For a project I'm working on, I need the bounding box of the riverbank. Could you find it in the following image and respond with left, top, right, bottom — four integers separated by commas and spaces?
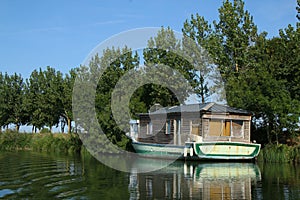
0, 131, 82, 154
1, 132, 300, 163
257, 144, 300, 163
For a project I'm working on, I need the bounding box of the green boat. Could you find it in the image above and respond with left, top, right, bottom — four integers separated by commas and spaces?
128, 102, 261, 160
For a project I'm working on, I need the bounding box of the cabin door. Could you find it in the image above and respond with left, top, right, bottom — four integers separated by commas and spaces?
223, 121, 231, 136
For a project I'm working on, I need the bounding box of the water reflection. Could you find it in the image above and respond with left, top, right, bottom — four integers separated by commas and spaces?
0, 152, 87, 199
129, 161, 261, 199
0, 152, 299, 199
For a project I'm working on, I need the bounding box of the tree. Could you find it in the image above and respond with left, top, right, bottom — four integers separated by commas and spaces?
0, 73, 27, 132
183, 0, 259, 105
60, 68, 77, 133
94, 47, 139, 148
143, 27, 211, 105
184, 0, 258, 79
25, 69, 43, 132
42, 67, 64, 132
182, 0, 300, 144
297, 0, 300, 21
0, 72, 9, 130
142, 27, 183, 107
25, 67, 64, 132
7, 73, 28, 132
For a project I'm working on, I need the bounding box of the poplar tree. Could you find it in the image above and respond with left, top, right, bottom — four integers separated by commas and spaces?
60, 68, 77, 133
182, 0, 300, 143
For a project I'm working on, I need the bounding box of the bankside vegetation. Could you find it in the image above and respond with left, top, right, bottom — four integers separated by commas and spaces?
0, 0, 300, 159
0, 131, 82, 153
258, 144, 300, 163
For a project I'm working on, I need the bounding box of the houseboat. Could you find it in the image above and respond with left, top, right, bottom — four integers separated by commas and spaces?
127, 102, 260, 160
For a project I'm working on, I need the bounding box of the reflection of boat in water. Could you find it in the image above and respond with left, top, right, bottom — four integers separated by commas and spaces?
128, 160, 261, 199
195, 162, 261, 180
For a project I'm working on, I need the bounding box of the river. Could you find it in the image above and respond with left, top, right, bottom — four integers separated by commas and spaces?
0, 151, 299, 199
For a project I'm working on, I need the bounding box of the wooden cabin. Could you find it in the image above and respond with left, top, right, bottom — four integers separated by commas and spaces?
132, 102, 252, 145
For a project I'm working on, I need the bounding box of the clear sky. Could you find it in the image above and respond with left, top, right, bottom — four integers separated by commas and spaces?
0, 0, 298, 78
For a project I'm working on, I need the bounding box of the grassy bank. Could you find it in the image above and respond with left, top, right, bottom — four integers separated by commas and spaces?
0, 131, 82, 154
1, 132, 300, 164
0, 131, 126, 155
258, 144, 300, 163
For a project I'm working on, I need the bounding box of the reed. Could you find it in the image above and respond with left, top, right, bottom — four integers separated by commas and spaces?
258, 144, 300, 163
0, 131, 82, 154
0, 131, 126, 154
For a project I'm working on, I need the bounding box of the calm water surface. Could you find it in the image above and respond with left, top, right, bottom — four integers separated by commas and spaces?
0, 151, 299, 199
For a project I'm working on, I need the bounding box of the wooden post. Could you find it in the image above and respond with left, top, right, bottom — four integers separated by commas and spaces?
189, 120, 192, 135
178, 120, 181, 146
173, 120, 177, 145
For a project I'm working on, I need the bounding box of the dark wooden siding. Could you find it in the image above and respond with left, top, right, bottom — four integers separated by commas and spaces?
138, 114, 178, 144
138, 112, 252, 144
181, 112, 202, 135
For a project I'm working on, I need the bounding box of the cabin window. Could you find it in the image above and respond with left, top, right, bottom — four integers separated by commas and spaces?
207, 119, 244, 138
147, 121, 153, 135
231, 120, 244, 137
165, 120, 171, 135
130, 123, 138, 135
208, 119, 226, 137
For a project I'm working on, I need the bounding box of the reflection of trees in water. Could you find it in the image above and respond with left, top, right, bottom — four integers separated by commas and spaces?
129, 162, 261, 199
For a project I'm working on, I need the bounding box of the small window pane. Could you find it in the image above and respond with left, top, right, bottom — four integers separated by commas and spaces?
208, 120, 223, 136
232, 120, 243, 137
165, 120, 171, 135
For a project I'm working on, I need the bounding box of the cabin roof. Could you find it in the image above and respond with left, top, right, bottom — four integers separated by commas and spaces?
142, 102, 251, 116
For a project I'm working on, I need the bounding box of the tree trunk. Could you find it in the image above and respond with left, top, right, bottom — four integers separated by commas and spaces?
67, 118, 71, 134
201, 95, 205, 104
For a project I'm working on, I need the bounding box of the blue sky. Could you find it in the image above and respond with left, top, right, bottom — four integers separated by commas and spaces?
0, 0, 298, 78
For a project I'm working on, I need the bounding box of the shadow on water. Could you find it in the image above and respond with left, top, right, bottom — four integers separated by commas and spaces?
0, 151, 299, 199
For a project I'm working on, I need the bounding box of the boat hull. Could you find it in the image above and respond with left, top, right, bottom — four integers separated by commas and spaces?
132, 142, 185, 159
193, 142, 261, 160
132, 141, 260, 160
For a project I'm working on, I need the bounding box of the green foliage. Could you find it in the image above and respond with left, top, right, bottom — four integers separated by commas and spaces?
143, 26, 211, 104
258, 144, 300, 163
142, 27, 184, 106
297, 0, 300, 21
0, 73, 27, 132
183, 0, 257, 79
60, 68, 77, 133
40, 128, 51, 133
0, 132, 82, 153
0, 0, 299, 150
0, 131, 31, 150
183, 0, 300, 144
0, 67, 77, 133
95, 47, 140, 144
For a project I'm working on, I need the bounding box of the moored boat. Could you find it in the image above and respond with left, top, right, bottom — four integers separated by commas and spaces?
127, 102, 261, 161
